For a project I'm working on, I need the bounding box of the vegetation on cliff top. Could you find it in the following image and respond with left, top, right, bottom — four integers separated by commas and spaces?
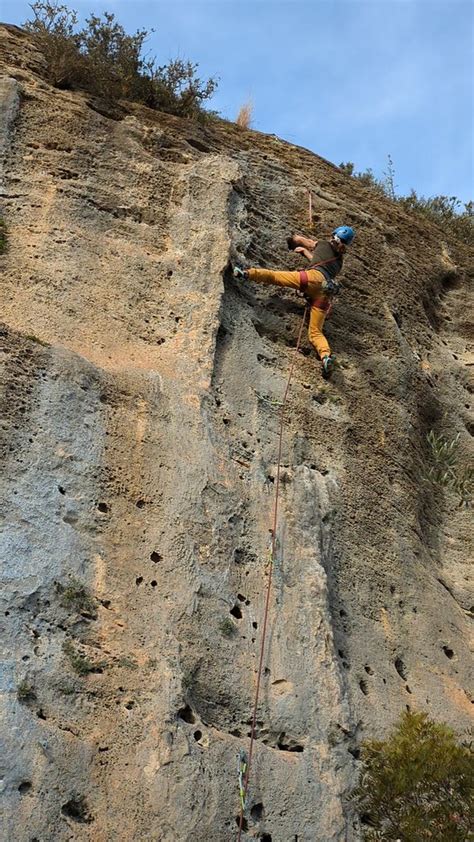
24, 2, 217, 119
340, 158, 473, 246
354, 710, 473, 840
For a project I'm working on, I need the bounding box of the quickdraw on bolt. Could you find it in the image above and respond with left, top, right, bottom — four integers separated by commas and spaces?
238, 749, 248, 812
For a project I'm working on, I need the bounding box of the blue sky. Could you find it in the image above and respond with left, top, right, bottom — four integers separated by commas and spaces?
2, 0, 473, 203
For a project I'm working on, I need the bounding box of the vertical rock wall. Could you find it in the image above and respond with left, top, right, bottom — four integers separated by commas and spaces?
1, 24, 472, 842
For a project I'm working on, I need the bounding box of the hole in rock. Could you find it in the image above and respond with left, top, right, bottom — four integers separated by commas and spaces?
136, 500, 146, 509
364, 665, 374, 675
125, 701, 134, 710
443, 645, 454, 659
135, 577, 143, 585
58, 486, 66, 495
237, 594, 246, 602
359, 680, 369, 696
339, 609, 347, 617
394, 658, 407, 680
97, 502, 108, 513
150, 552, 162, 563
251, 803, 264, 821
223, 418, 230, 425
61, 797, 92, 823
178, 705, 195, 724
390, 585, 395, 594
252, 622, 258, 629
277, 737, 304, 752
348, 746, 361, 759
260, 834, 272, 841
18, 781, 32, 794
150, 580, 157, 587
37, 709, 47, 720
98, 746, 109, 752
230, 605, 242, 619
405, 685, 412, 694
193, 730, 202, 741
230, 728, 241, 737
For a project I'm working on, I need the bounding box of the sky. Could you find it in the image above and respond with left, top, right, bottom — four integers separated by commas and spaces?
1, 0, 473, 204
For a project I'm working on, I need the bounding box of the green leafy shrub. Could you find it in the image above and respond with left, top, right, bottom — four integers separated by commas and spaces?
339, 156, 473, 245
353, 710, 473, 840
56, 577, 97, 617
63, 639, 105, 675
425, 429, 460, 487
219, 617, 237, 638
24, 2, 217, 118
398, 193, 474, 246
425, 430, 472, 507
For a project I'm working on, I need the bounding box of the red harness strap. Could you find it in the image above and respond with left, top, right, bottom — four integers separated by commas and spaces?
311, 295, 331, 313
299, 271, 331, 312
298, 270, 309, 292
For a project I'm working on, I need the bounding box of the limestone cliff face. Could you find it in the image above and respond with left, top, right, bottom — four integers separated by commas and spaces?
1, 24, 472, 842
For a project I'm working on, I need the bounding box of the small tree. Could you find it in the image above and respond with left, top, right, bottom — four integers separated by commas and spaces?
353, 710, 473, 840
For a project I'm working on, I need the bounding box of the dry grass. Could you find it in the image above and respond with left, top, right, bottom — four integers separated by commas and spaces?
236, 100, 253, 129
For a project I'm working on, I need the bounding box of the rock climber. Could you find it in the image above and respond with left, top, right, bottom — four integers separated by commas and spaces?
233, 225, 355, 379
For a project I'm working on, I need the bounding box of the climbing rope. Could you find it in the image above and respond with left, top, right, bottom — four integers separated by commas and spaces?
237, 302, 309, 841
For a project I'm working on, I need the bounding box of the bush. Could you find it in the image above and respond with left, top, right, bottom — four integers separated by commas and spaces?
63, 639, 106, 675
24, 2, 217, 118
353, 710, 473, 840
425, 430, 472, 507
56, 577, 97, 617
339, 157, 474, 245
398, 193, 474, 246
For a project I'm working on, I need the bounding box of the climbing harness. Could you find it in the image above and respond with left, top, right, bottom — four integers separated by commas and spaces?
236, 302, 309, 841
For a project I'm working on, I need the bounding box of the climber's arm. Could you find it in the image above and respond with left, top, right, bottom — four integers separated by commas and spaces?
291, 234, 317, 251
294, 246, 314, 262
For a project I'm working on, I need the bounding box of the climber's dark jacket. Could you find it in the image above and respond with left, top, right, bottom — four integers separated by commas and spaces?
310, 240, 343, 279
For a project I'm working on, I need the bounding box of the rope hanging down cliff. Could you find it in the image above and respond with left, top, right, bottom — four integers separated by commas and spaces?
237, 303, 309, 842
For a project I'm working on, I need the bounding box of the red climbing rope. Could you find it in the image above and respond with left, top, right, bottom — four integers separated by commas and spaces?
237, 303, 309, 841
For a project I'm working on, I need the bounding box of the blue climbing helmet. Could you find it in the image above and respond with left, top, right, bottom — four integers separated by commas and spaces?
332, 225, 355, 245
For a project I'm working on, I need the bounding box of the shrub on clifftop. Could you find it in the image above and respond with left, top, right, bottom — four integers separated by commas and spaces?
24, 2, 217, 118
353, 710, 473, 840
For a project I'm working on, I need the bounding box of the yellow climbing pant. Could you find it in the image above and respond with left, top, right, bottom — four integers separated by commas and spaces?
247, 267, 331, 359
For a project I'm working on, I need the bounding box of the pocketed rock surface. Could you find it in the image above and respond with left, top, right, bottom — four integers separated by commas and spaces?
1, 24, 473, 842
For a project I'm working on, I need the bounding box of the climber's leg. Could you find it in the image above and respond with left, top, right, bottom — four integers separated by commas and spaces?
308, 305, 331, 359
247, 267, 302, 290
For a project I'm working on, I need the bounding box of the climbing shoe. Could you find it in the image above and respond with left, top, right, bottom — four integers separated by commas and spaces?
321, 354, 336, 380
233, 265, 248, 281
